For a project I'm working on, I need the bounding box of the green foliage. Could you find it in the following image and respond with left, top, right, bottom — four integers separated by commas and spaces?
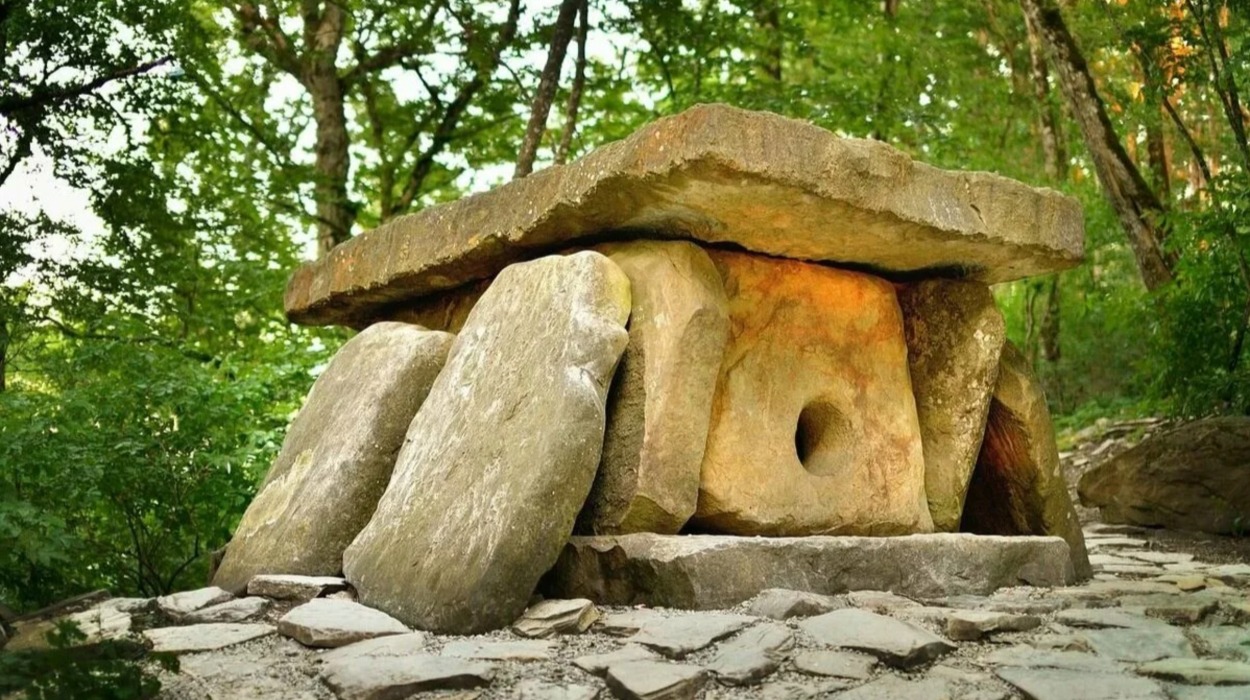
0, 619, 177, 699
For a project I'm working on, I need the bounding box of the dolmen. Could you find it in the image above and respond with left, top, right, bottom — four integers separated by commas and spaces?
213, 104, 1092, 634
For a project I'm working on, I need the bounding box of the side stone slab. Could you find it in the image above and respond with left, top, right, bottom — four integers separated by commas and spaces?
543, 533, 1075, 609
343, 252, 631, 634
212, 323, 454, 593
285, 103, 1084, 327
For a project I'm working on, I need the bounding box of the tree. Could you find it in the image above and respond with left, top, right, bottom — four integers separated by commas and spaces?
515, 0, 584, 179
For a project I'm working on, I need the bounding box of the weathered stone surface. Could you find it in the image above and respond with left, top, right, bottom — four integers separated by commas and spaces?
247, 574, 350, 601
144, 623, 275, 653
319, 632, 428, 665
157, 586, 234, 618
213, 324, 453, 593
898, 279, 1005, 532
1119, 594, 1219, 625
946, 610, 1041, 641
578, 240, 728, 535
791, 650, 876, 679
797, 609, 955, 669
835, 676, 955, 700
629, 613, 755, 658
1079, 626, 1194, 663
184, 596, 269, 624
693, 251, 930, 535
994, 668, 1167, 700
1137, 658, 1250, 685
5, 607, 132, 652
604, 660, 707, 700
1054, 608, 1159, 629
846, 590, 923, 612
595, 609, 667, 637
746, 589, 845, 620
573, 644, 661, 675
441, 640, 554, 662
512, 599, 599, 638
1191, 626, 1250, 660
545, 533, 1075, 608
1078, 417, 1250, 535
515, 678, 600, 700
985, 646, 1123, 673
278, 599, 408, 648
95, 597, 154, 614
705, 622, 793, 685
343, 253, 630, 633
761, 680, 852, 699
319, 654, 494, 700
961, 342, 1091, 580
285, 104, 1084, 327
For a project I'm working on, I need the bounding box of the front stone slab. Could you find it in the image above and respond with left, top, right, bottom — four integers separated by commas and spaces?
692, 251, 931, 536
543, 533, 1075, 609
343, 252, 631, 634
285, 104, 1084, 327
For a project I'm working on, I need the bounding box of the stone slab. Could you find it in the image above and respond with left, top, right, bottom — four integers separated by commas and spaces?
544, 533, 1075, 609
285, 104, 1084, 327
319, 654, 494, 700
144, 623, 275, 654
798, 609, 954, 669
277, 599, 408, 648
247, 574, 350, 601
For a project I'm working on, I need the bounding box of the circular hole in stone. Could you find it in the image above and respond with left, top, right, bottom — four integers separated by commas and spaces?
794, 399, 852, 474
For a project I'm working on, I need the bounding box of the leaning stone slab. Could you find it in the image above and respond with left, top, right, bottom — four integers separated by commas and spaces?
285, 104, 1084, 327
343, 252, 630, 633
213, 324, 453, 593
544, 533, 1074, 608
277, 599, 408, 648
693, 251, 931, 536
247, 574, 350, 601
604, 660, 707, 700
961, 342, 1092, 579
898, 279, 1005, 532
319, 654, 494, 700
798, 609, 954, 670
578, 240, 728, 535
144, 623, 274, 654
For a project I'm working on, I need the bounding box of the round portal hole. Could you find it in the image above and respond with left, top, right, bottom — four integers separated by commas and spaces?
794, 399, 852, 474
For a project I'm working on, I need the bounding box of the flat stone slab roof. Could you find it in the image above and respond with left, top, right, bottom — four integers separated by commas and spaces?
285, 104, 1084, 326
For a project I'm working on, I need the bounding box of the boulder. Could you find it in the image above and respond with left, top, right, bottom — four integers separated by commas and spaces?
579, 240, 729, 535
284, 104, 1083, 327
961, 342, 1092, 579
693, 251, 931, 535
343, 252, 631, 633
212, 323, 453, 592
898, 279, 1005, 532
544, 533, 1075, 608
1078, 417, 1250, 535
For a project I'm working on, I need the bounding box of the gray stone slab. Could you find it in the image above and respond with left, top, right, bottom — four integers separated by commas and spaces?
984, 645, 1123, 673
247, 574, 350, 601
157, 586, 234, 618
441, 640, 553, 662
746, 588, 845, 620
1080, 626, 1194, 663
798, 609, 955, 669
515, 678, 600, 700
834, 676, 954, 700
1191, 625, 1250, 660
604, 660, 706, 700
319, 632, 428, 665
629, 613, 755, 658
1137, 658, 1250, 685
319, 654, 494, 700
511, 599, 599, 638
791, 650, 876, 680
144, 623, 275, 653
546, 533, 1074, 609
183, 596, 269, 624
594, 609, 667, 637
573, 644, 661, 676
1055, 608, 1162, 629
995, 668, 1167, 700
278, 599, 408, 648
946, 610, 1041, 640
705, 622, 793, 685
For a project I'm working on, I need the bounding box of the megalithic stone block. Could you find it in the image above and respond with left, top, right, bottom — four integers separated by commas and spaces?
343, 252, 630, 634
212, 323, 453, 594
578, 240, 730, 535
692, 251, 932, 536
961, 342, 1092, 579
898, 279, 1006, 532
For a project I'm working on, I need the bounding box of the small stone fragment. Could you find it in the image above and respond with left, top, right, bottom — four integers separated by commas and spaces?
184, 596, 269, 624
278, 599, 408, 648
319, 632, 428, 665
790, 650, 876, 680
144, 623, 275, 654
1175, 575, 1208, 592
248, 574, 350, 601
746, 588, 844, 620
705, 622, 793, 685
1137, 658, 1250, 685
798, 608, 955, 669
629, 613, 755, 658
157, 586, 234, 618
604, 660, 706, 700
511, 598, 599, 638
573, 644, 661, 676
319, 654, 494, 700
442, 640, 553, 662
515, 678, 600, 700
946, 610, 1041, 641
994, 668, 1167, 700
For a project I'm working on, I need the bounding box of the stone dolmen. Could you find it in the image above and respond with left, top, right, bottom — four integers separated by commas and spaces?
212, 104, 1091, 634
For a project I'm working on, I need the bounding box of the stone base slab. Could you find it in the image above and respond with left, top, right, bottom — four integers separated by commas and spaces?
543, 533, 1074, 609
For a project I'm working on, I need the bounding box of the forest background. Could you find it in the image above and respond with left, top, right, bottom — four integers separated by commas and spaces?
1, 0, 1247, 613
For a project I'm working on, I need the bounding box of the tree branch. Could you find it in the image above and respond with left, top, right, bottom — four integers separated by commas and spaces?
0, 55, 172, 117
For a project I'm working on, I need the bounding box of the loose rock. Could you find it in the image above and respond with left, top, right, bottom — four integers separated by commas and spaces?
797, 608, 955, 669
790, 649, 876, 679
512, 599, 599, 638
705, 622, 793, 685
946, 610, 1041, 641
247, 574, 350, 601
995, 668, 1167, 700
157, 586, 234, 618
184, 596, 269, 624
573, 644, 661, 676
629, 613, 755, 658
278, 599, 408, 648
319, 654, 494, 700
604, 660, 707, 700
746, 589, 845, 620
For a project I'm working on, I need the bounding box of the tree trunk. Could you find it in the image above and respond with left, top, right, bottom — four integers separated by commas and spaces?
1024, 9, 1065, 180
753, 1, 782, 83
1145, 108, 1170, 201
301, 4, 352, 257
1019, 0, 1174, 290
515, 0, 582, 179
554, 0, 589, 166
1041, 277, 1061, 362
0, 315, 8, 392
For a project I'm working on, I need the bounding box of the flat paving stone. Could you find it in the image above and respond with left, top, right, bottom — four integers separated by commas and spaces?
1166, 685, 1250, 700
604, 660, 707, 700
1191, 625, 1250, 660
798, 608, 955, 669
319, 654, 494, 700
705, 622, 793, 685
1119, 594, 1219, 624
1124, 552, 1195, 565
442, 640, 553, 662
846, 590, 922, 612
746, 589, 845, 619
1137, 658, 1250, 685
515, 678, 600, 700
319, 632, 429, 665
1084, 537, 1149, 549
1080, 626, 1194, 663
984, 645, 1124, 673
595, 609, 667, 637
1055, 608, 1163, 629
629, 613, 755, 658
790, 649, 876, 679
946, 610, 1041, 640
157, 586, 234, 618
512, 599, 599, 638
278, 599, 408, 648
247, 574, 350, 601
184, 596, 269, 624
572, 644, 661, 676
760, 679, 852, 698
144, 623, 275, 653
995, 667, 1167, 700
1206, 565, 1250, 584
834, 676, 954, 700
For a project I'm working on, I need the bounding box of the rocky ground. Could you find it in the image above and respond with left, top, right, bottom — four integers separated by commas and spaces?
5, 418, 1248, 700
